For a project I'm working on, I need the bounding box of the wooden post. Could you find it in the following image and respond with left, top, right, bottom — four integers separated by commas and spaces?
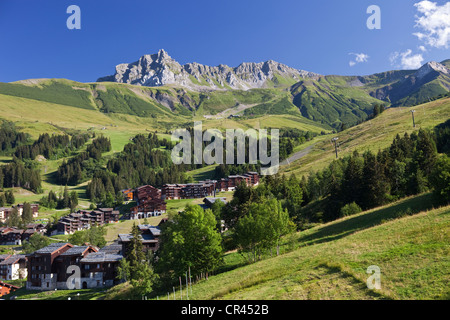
189, 266, 192, 295
186, 272, 189, 300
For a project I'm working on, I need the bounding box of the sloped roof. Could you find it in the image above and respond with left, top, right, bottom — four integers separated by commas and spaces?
0, 254, 26, 265
80, 252, 122, 263
33, 242, 71, 254
59, 246, 96, 256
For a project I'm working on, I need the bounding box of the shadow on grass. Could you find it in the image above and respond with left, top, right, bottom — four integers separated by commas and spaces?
297, 193, 437, 247
318, 262, 391, 300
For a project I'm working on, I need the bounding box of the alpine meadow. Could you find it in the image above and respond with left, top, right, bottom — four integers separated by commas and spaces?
0, 1, 449, 311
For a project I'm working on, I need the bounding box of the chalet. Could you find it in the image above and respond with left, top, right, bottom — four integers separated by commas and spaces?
79, 251, 122, 288
26, 242, 123, 291
54, 245, 98, 289
0, 224, 47, 246
121, 188, 134, 202
0, 254, 27, 281
130, 199, 166, 219
161, 184, 182, 200
0, 281, 19, 297
134, 185, 161, 203
118, 224, 162, 257
182, 182, 216, 199
56, 208, 119, 235
26, 242, 73, 290
162, 182, 216, 200
217, 172, 259, 191
128, 185, 166, 219
99, 208, 120, 224
0, 228, 23, 245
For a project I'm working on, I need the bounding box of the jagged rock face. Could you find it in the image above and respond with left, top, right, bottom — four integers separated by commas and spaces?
414, 61, 449, 80
98, 49, 321, 91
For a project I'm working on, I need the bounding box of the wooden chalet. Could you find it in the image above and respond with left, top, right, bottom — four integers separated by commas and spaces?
118, 224, 162, 257
26, 242, 74, 290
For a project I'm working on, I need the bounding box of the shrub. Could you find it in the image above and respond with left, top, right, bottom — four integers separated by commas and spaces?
340, 202, 362, 218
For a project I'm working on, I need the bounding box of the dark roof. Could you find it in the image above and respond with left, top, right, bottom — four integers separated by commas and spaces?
80, 252, 122, 263
137, 225, 161, 237
98, 243, 122, 255
59, 246, 93, 256
0, 254, 26, 265
0, 254, 12, 262
117, 233, 158, 243
33, 243, 71, 254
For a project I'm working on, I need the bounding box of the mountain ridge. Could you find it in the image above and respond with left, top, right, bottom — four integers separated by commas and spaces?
97, 49, 450, 108
0, 51, 448, 131
97, 49, 321, 91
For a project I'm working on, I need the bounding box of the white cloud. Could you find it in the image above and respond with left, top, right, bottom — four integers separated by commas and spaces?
390, 49, 424, 69
413, 0, 450, 49
348, 53, 369, 67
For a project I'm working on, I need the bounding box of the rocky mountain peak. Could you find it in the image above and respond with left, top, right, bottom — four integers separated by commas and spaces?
97, 49, 321, 91
415, 61, 449, 79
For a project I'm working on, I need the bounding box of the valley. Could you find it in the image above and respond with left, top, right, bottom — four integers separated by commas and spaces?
0, 50, 449, 302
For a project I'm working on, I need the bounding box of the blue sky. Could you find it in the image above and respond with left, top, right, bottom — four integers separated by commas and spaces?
0, 0, 449, 83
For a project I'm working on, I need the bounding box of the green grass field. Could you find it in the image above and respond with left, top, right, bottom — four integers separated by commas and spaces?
175, 196, 449, 300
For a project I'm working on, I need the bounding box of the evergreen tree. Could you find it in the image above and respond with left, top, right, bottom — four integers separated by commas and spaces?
361, 151, 390, 209
22, 202, 33, 224
429, 154, 450, 203
5, 190, 15, 205
415, 129, 437, 177
341, 151, 364, 206
0, 193, 6, 207
6, 207, 21, 227
69, 191, 78, 212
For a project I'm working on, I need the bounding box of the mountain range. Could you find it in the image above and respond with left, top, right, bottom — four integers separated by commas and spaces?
97, 49, 321, 91
98, 50, 450, 104
0, 50, 448, 130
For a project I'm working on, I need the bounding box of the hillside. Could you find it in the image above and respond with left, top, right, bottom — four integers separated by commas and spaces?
281, 96, 450, 177
8, 194, 447, 300
165, 196, 449, 300
1, 54, 448, 131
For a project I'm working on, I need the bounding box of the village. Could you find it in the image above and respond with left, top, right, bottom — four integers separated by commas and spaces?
0, 172, 259, 297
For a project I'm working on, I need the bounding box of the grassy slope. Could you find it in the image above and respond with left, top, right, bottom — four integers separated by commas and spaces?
281, 96, 450, 177
290, 77, 384, 128
182, 196, 449, 300
7, 194, 448, 300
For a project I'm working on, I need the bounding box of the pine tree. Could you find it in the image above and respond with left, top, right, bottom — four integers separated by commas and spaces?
5, 190, 15, 205
127, 223, 145, 274
342, 151, 364, 206
22, 202, 33, 224
361, 151, 390, 209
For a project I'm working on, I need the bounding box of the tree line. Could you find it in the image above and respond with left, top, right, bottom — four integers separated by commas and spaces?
56, 135, 111, 186
0, 158, 42, 193
298, 121, 450, 223
0, 121, 28, 154
14, 132, 91, 160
